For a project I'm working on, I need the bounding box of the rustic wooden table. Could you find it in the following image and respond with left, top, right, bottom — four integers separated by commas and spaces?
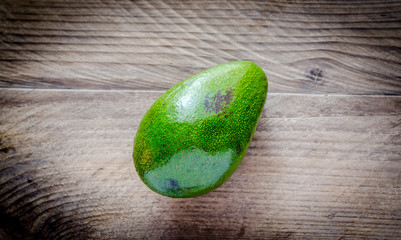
1, 0, 401, 239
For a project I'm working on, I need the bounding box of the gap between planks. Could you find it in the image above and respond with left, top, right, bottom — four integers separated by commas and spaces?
1, 87, 401, 97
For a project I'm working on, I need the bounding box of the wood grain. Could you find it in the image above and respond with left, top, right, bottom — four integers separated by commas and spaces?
1, 89, 400, 239
1, 0, 401, 239
1, 0, 401, 94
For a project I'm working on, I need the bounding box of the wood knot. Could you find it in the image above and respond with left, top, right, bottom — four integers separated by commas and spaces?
306, 67, 324, 82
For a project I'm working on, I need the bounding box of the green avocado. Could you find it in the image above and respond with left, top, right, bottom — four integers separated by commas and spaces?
133, 61, 268, 198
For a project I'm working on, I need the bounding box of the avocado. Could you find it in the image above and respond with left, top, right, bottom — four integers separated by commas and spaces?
133, 61, 268, 198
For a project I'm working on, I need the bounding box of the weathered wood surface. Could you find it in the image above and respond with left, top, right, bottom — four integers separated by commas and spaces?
1, 0, 401, 239
0, 90, 400, 239
1, 0, 401, 94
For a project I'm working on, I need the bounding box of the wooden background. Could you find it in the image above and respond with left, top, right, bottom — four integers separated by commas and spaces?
1, 0, 400, 239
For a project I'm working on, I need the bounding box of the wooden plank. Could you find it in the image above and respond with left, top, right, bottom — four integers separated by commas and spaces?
1, 89, 400, 239
1, 0, 401, 94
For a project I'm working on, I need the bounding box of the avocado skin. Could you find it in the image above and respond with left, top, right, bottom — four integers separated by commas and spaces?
133, 61, 268, 198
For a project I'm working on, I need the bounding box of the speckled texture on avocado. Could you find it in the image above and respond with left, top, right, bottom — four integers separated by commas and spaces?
133, 61, 268, 198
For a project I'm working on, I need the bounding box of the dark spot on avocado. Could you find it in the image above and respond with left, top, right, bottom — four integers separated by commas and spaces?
204, 88, 234, 114
169, 179, 179, 188
163, 179, 180, 190
164, 179, 185, 196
